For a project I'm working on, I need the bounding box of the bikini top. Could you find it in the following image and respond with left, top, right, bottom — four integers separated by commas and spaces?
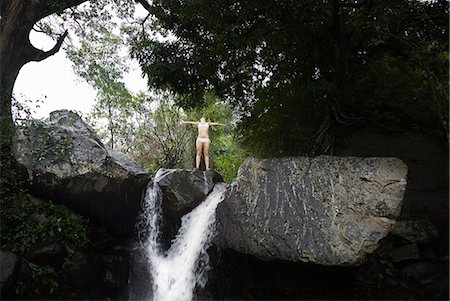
198, 122, 209, 129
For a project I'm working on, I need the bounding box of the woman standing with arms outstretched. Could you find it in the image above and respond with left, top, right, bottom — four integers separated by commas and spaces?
180, 117, 225, 170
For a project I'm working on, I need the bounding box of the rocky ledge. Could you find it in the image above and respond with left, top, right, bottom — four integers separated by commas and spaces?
13, 110, 151, 237
154, 168, 223, 219
215, 156, 408, 265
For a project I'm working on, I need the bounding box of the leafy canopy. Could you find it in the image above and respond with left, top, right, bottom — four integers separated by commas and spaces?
132, 0, 448, 156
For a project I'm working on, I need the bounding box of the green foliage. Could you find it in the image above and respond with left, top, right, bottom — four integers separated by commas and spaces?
29, 263, 59, 296
21, 120, 72, 166
35, 0, 136, 42
1, 194, 88, 298
15, 264, 59, 297
132, 0, 448, 156
345, 0, 449, 134
12, 96, 44, 124
83, 90, 193, 173
67, 24, 134, 150
212, 134, 247, 183
0, 195, 88, 256
87, 89, 135, 150
187, 94, 248, 182
29, 263, 58, 297
49, 0, 68, 15
68, 29, 128, 87
130, 0, 336, 156
131, 93, 194, 171
148, 95, 193, 169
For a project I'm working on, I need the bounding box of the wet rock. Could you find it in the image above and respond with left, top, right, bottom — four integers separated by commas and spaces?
205, 248, 356, 300
384, 276, 398, 288
217, 156, 408, 265
401, 261, 441, 284
389, 244, 420, 263
424, 274, 449, 299
391, 219, 439, 244
65, 250, 102, 289
377, 239, 395, 260
89, 228, 118, 251
101, 254, 130, 290
13, 110, 151, 237
14, 259, 33, 298
127, 250, 153, 300
420, 246, 437, 260
155, 168, 223, 218
0, 251, 19, 292
26, 243, 66, 269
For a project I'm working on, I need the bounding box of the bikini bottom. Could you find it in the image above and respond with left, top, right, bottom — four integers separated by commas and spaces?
196, 137, 210, 143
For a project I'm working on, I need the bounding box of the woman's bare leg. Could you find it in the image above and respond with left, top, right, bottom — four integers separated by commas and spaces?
196, 141, 203, 169
203, 142, 210, 170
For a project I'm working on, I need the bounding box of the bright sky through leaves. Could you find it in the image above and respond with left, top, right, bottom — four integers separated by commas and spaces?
13, 23, 147, 120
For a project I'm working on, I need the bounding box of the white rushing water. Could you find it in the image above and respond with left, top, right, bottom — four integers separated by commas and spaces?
140, 175, 227, 301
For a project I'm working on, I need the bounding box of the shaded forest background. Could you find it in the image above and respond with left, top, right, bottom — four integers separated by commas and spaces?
7, 0, 448, 182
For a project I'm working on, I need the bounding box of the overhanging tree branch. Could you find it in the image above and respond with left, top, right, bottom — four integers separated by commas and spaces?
135, 0, 151, 12
34, 0, 88, 23
29, 30, 68, 62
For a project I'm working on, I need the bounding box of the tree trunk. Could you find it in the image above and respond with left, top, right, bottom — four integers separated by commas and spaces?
311, 0, 344, 155
0, 0, 88, 201
107, 103, 115, 149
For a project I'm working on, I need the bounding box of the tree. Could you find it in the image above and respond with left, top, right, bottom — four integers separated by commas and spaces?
1, 0, 88, 201
0, 0, 153, 199
143, 94, 193, 170
131, 0, 448, 156
67, 27, 133, 149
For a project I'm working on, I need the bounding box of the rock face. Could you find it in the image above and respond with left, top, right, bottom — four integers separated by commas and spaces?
65, 250, 102, 289
26, 243, 66, 269
101, 253, 130, 290
390, 219, 439, 244
216, 156, 408, 265
155, 168, 223, 218
333, 128, 449, 245
13, 110, 151, 237
0, 251, 19, 292
146, 168, 225, 250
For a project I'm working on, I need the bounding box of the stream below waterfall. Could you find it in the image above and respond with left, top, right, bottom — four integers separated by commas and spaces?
139, 174, 228, 301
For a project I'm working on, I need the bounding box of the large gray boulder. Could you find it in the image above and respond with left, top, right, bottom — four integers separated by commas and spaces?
155, 168, 223, 218
216, 156, 408, 265
13, 110, 151, 237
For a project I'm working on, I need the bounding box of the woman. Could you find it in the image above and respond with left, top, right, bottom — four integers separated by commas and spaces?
180, 117, 225, 170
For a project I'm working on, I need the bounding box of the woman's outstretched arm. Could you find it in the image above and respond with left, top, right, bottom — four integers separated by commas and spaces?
208, 122, 226, 126
179, 120, 199, 125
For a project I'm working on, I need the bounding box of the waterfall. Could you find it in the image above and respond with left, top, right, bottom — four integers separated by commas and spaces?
139, 173, 227, 301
